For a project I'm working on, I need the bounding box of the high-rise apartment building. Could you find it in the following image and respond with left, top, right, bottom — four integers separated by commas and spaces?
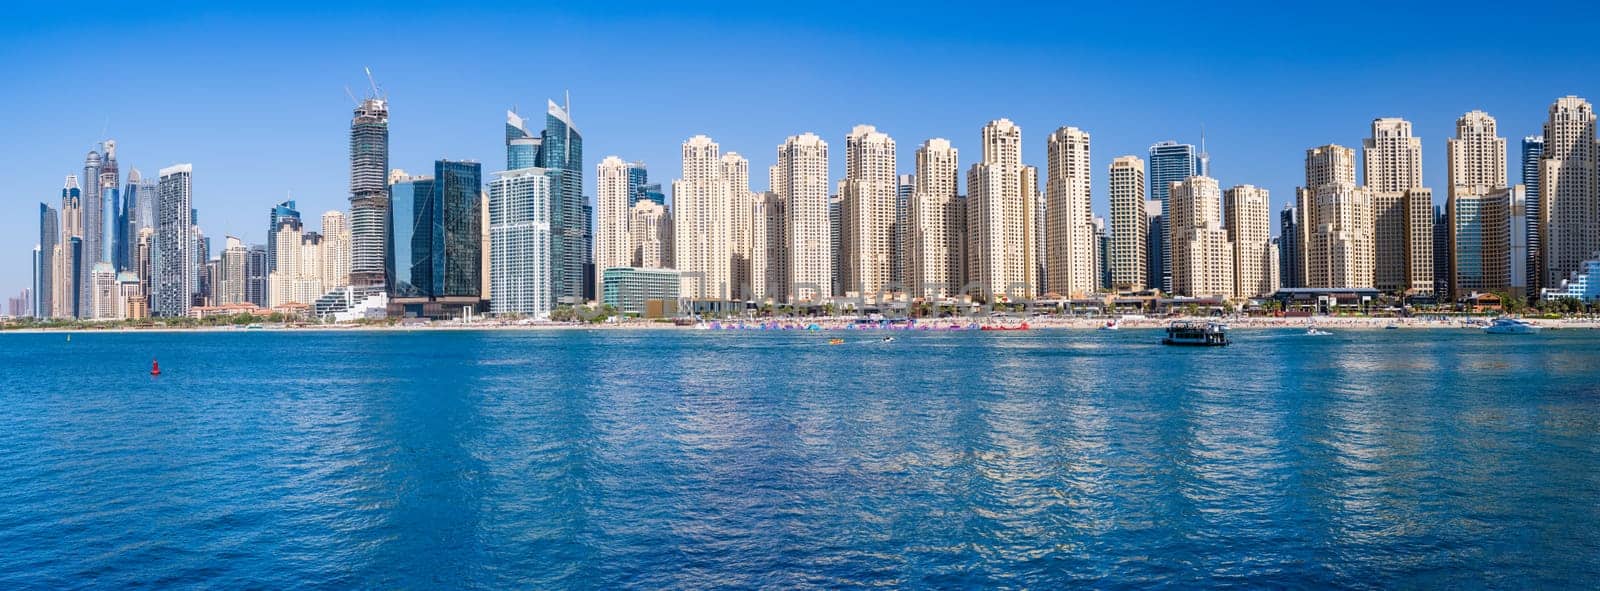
774, 132, 832, 302
488, 167, 553, 317
153, 164, 193, 317
1451, 185, 1528, 299
1448, 110, 1509, 196
1044, 126, 1095, 297
246, 244, 268, 307
349, 96, 390, 288
1307, 181, 1374, 289
1364, 118, 1434, 294
506, 110, 539, 170
1108, 155, 1147, 291
628, 200, 671, 269
1224, 185, 1272, 298
892, 175, 913, 291
36, 204, 58, 318
909, 139, 959, 299
673, 135, 732, 300
536, 99, 585, 306
320, 211, 350, 289
1278, 205, 1303, 289
838, 125, 896, 298
967, 119, 1037, 301
596, 156, 633, 296
722, 152, 754, 299
1148, 141, 1198, 292
267, 200, 300, 274
1521, 136, 1545, 292
1168, 176, 1233, 297
1540, 96, 1598, 289
218, 237, 248, 305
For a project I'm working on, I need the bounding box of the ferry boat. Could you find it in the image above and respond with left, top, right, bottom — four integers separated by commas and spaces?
1161, 321, 1230, 347
1482, 317, 1542, 334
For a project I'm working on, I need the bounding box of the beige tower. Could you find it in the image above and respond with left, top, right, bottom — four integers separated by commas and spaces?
595, 156, 633, 297
1308, 182, 1375, 289
1224, 185, 1271, 298
774, 133, 831, 302
1108, 156, 1147, 291
1447, 110, 1509, 198
721, 152, 753, 300
1540, 96, 1598, 288
628, 200, 670, 269
671, 135, 732, 300
1169, 176, 1233, 297
838, 125, 897, 299
909, 138, 959, 299
1364, 118, 1434, 294
320, 210, 350, 289
1044, 126, 1095, 297
965, 118, 1036, 301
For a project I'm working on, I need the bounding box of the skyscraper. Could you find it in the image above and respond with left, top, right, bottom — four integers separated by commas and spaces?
909, 139, 959, 299
967, 119, 1037, 301
58, 176, 82, 318
774, 132, 832, 302
673, 135, 731, 300
628, 200, 671, 269
218, 237, 248, 305
153, 164, 193, 317
36, 204, 58, 318
1522, 135, 1545, 292
1108, 155, 1147, 291
1224, 184, 1272, 298
1540, 96, 1597, 289
349, 95, 390, 288
893, 174, 913, 292
321, 210, 351, 289
433, 160, 484, 299
838, 125, 896, 298
1451, 186, 1527, 299
1278, 205, 1302, 289
595, 156, 633, 298
1148, 141, 1198, 293
1044, 126, 1095, 297
536, 99, 585, 305
245, 244, 269, 307
267, 200, 300, 274
1169, 176, 1232, 297
488, 167, 553, 317
388, 171, 433, 298
723, 152, 754, 300
79, 149, 102, 318
1365, 118, 1433, 295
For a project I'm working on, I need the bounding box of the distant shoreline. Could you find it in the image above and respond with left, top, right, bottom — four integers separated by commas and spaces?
7, 316, 1599, 334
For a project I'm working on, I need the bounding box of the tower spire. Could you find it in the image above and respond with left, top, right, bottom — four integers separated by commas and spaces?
1198, 123, 1210, 177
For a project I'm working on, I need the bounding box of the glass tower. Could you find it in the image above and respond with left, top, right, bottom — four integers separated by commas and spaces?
536, 99, 585, 305
388, 174, 434, 298
1147, 141, 1199, 293
434, 160, 483, 298
1521, 135, 1544, 292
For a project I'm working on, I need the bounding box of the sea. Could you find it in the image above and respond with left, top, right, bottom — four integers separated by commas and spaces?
1, 328, 1597, 589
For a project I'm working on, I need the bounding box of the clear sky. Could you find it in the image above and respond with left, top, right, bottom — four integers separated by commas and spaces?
5, 1, 1599, 297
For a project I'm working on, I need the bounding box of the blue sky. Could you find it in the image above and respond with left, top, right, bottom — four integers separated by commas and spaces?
4, 1, 1598, 296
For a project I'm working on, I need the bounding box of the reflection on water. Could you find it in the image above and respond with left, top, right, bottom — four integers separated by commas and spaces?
0, 329, 1597, 588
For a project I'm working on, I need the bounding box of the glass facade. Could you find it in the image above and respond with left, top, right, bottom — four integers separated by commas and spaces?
388, 176, 434, 298
506, 111, 539, 170
602, 267, 680, 315
435, 160, 483, 298
1521, 136, 1544, 292
1148, 142, 1197, 294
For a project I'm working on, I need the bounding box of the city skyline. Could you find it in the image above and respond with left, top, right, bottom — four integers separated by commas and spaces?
6, 4, 1600, 295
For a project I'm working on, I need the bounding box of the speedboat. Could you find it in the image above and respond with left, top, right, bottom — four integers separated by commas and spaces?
1162, 321, 1230, 347
1306, 327, 1332, 336
1483, 317, 1542, 334
1098, 320, 1119, 331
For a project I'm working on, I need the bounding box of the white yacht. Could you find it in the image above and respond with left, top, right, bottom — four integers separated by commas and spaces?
1482, 317, 1542, 334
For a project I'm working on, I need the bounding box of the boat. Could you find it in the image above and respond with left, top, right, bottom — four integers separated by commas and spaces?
1483, 317, 1542, 334
1098, 320, 1119, 331
1306, 327, 1332, 336
828, 338, 845, 345
1161, 321, 1230, 347
1385, 324, 1400, 330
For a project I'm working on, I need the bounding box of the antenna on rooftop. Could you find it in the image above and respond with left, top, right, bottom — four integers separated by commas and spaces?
1198, 123, 1211, 177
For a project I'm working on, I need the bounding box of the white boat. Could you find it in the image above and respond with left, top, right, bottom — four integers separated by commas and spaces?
1483, 317, 1542, 334
1098, 320, 1119, 331
1306, 328, 1332, 336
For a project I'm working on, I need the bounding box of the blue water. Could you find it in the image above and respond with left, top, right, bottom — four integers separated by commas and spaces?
1, 328, 1598, 589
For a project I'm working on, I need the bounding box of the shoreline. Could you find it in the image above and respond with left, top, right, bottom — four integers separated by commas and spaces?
7, 316, 1599, 334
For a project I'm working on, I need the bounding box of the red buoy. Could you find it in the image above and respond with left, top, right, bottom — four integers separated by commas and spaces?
150, 359, 161, 376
